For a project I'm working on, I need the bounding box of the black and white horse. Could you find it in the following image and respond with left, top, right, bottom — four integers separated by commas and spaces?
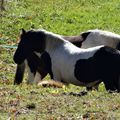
14, 29, 120, 86
14, 33, 84, 84
14, 29, 120, 92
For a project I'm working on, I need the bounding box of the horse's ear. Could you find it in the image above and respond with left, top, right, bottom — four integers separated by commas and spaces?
21, 28, 26, 35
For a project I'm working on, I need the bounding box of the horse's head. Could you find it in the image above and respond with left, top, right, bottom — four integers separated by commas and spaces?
14, 29, 46, 64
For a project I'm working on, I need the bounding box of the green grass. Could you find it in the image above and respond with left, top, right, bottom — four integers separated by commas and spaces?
0, 0, 120, 119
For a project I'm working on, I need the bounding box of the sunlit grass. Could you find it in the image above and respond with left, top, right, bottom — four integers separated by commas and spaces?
0, 0, 120, 119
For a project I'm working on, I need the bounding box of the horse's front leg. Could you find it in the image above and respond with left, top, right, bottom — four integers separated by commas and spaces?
27, 69, 47, 84
14, 62, 25, 85
27, 66, 35, 84
27, 70, 45, 84
34, 72, 43, 84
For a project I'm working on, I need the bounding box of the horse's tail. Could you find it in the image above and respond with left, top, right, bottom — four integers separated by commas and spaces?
14, 62, 25, 85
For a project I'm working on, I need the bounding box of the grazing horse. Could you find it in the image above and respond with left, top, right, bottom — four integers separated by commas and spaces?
14, 34, 84, 85
81, 29, 120, 49
14, 29, 120, 92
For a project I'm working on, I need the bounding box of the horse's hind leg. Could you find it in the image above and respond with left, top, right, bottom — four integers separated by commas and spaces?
117, 75, 120, 92
86, 85, 99, 91
103, 76, 118, 92
86, 81, 101, 91
14, 62, 25, 85
115, 78, 120, 92
113, 75, 120, 92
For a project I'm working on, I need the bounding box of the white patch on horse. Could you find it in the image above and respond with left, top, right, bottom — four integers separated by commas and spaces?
34, 52, 41, 57
82, 29, 120, 49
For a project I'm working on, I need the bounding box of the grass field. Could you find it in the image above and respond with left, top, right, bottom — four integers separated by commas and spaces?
0, 0, 120, 119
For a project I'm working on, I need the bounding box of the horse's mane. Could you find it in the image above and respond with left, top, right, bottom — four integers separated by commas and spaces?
40, 29, 68, 50
41, 29, 65, 42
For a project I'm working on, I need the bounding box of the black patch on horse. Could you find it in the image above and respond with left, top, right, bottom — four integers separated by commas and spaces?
116, 42, 120, 50
20, 30, 46, 53
94, 46, 120, 91
27, 52, 53, 79
81, 32, 91, 41
74, 57, 99, 83
39, 52, 53, 79
74, 46, 120, 91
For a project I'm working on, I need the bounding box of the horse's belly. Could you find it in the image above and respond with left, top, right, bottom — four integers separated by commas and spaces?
53, 65, 99, 87
70, 79, 100, 87
61, 76, 100, 87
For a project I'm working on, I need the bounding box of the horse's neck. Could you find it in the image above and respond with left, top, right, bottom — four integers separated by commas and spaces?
45, 34, 65, 52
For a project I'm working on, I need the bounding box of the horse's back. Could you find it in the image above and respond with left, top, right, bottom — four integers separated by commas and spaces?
50, 43, 104, 84
81, 29, 120, 49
